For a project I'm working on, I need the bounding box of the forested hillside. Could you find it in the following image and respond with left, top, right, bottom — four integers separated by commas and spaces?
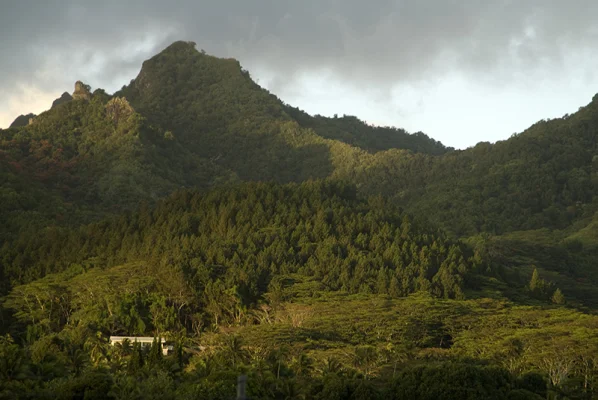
354, 98, 598, 237
1, 40, 598, 399
1, 181, 473, 299
0, 182, 584, 400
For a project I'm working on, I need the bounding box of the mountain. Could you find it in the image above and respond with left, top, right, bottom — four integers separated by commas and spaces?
119, 41, 449, 154
0, 41, 453, 241
1, 40, 598, 399
2, 39, 597, 305
117, 41, 449, 184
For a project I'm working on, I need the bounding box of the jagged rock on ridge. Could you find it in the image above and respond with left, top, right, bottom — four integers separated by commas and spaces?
51, 92, 73, 108
9, 113, 37, 128
72, 81, 92, 101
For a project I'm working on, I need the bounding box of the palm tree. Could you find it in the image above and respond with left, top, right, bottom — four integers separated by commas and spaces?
352, 346, 378, 379
279, 379, 306, 400
381, 343, 409, 378
291, 353, 313, 378
319, 357, 342, 376
66, 346, 88, 377
84, 331, 109, 367
0, 335, 30, 381
109, 338, 132, 371
222, 335, 246, 368
247, 345, 269, 368
269, 345, 290, 380
115, 338, 133, 358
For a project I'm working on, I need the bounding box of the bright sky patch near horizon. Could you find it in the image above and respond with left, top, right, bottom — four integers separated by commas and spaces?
1, 0, 597, 149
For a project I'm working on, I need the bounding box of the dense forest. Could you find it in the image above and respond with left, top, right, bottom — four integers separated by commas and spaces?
1, 40, 598, 399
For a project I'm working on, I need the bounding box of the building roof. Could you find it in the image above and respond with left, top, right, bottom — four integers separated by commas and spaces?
109, 336, 165, 343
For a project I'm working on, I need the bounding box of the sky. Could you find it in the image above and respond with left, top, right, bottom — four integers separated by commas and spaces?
1, 1, 598, 149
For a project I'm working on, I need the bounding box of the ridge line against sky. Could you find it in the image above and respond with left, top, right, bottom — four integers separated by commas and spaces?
1, 0, 598, 149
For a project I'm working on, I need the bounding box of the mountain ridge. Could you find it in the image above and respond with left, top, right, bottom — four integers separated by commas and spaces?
2, 40, 597, 240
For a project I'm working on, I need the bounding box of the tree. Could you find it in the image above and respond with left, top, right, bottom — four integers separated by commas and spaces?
376, 269, 389, 295
389, 276, 401, 298
528, 267, 549, 299
272, 345, 291, 380
352, 346, 378, 379
291, 353, 313, 378
127, 341, 144, 374
551, 288, 566, 305
319, 357, 343, 376
529, 268, 541, 292
84, 332, 109, 367
105, 97, 133, 125
0, 335, 28, 381
147, 337, 163, 367
222, 335, 246, 369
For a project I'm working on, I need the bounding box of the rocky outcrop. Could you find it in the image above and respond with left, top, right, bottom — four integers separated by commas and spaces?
51, 92, 73, 108
9, 113, 36, 128
72, 81, 92, 101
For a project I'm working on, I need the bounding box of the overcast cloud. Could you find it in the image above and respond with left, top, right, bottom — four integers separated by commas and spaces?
1, 0, 598, 148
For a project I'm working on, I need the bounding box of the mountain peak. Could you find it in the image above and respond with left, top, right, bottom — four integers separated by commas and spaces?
51, 92, 73, 108
133, 40, 242, 89
117, 40, 450, 156
161, 40, 198, 54
9, 113, 36, 128
121, 40, 258, 114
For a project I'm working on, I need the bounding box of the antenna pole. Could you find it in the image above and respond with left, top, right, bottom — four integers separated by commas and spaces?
237, 375, 247, 400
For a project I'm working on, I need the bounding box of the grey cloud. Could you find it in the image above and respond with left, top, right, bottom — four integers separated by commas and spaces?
1, 0, 598, 103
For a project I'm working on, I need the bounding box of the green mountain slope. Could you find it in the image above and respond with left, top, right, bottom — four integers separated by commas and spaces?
0, 82, 236, 238
0, 181, 474, 297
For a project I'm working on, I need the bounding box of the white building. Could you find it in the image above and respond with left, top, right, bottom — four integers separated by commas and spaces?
109, 336, 173, 356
